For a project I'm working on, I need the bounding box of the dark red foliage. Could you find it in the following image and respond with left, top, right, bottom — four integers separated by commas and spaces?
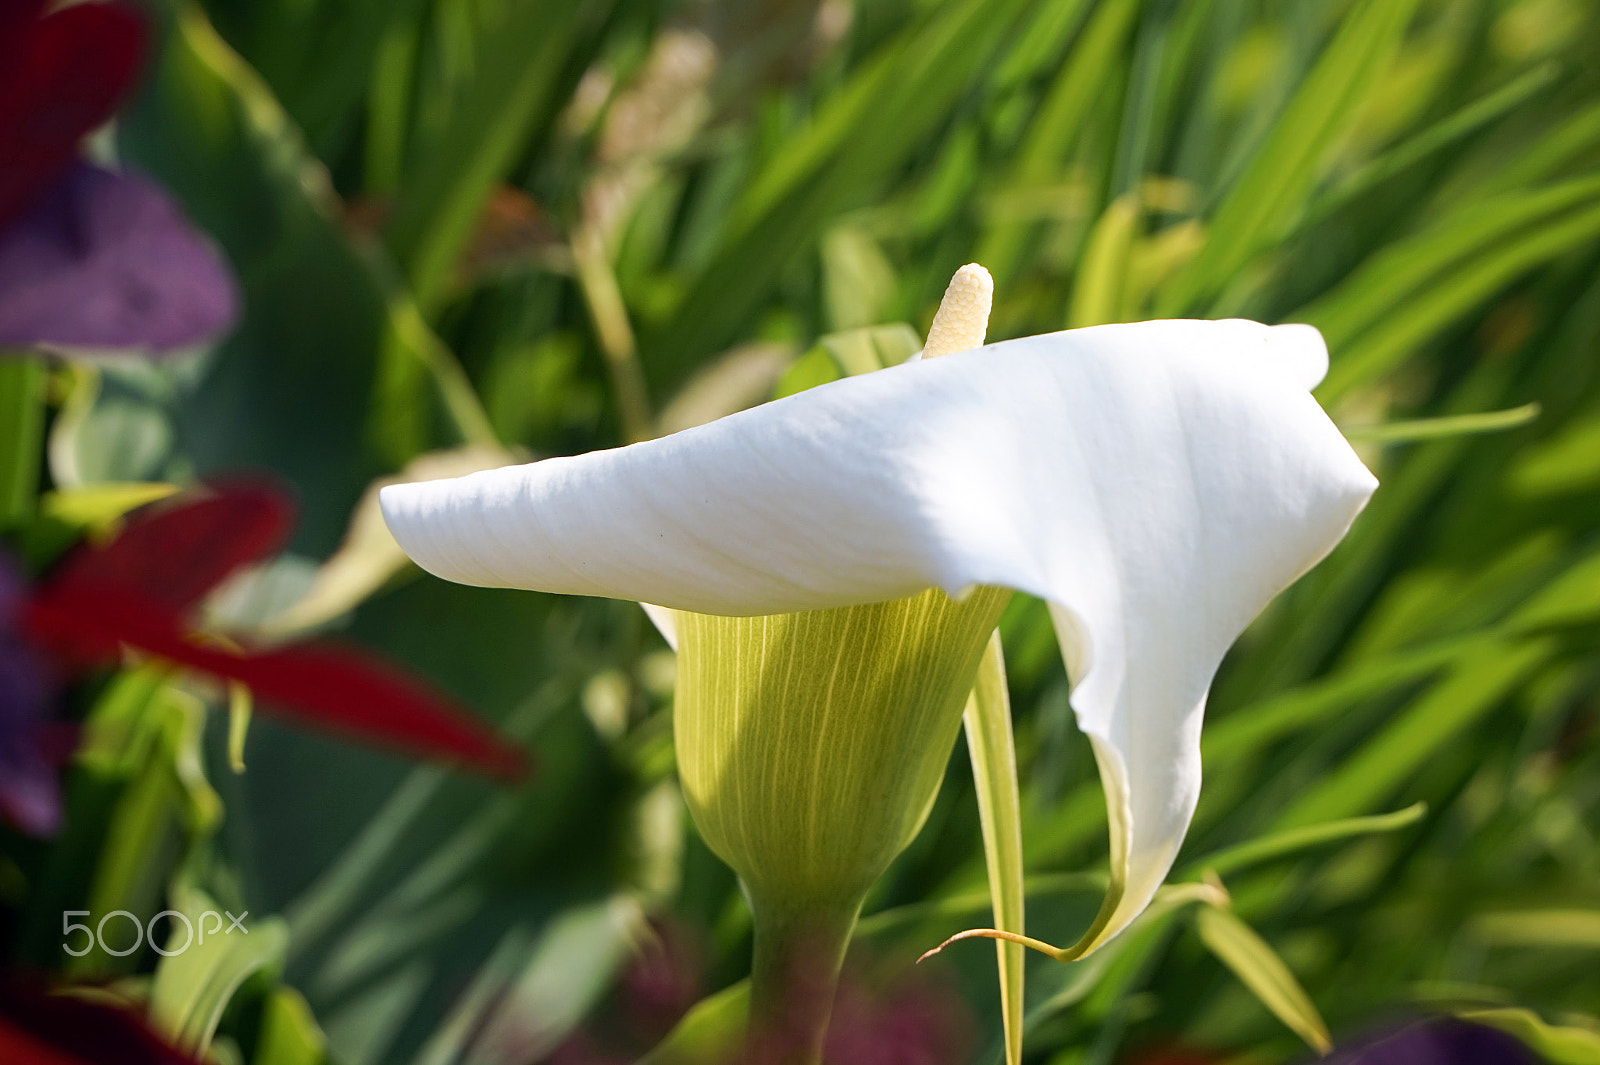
0, 1, 145, 226
547, 918, 704, 1065
0, 2, 52, 62
28, 582, 524, 779
20, 484, 525, 784
47, 484, 293, 614
0, 979, 196, 1065
619, 919, 704, 1041
821, 971, 974, 1065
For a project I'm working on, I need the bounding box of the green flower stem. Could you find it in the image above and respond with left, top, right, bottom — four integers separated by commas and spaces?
573, 224, 654, 445
746, 894, 861, 1065
672, 588, 1010, 1062
0, 354, 46, 527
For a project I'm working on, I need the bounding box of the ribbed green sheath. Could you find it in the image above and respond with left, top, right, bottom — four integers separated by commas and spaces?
673, 585, 1011, 910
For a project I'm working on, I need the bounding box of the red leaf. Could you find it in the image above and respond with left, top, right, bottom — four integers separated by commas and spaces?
0, 1, 145, 225
48, 483, 294, 616
25, 585, 527, 781
0, 3, 52, 65
0, 1018, 89, 1065
0, 980, 197, 1065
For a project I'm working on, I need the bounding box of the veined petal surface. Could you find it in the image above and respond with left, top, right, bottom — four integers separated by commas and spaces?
381, 318, 1376, 947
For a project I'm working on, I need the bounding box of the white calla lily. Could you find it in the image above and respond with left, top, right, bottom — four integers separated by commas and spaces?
380, 308, 1375, 956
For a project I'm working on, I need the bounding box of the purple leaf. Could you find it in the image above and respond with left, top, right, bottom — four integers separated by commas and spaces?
0, 161, 237, 354
1326, 1019, 1537, 1065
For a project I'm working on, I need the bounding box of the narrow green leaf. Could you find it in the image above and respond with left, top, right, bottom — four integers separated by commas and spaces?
75, 665, 168, 774
1274, 639, 1553, 829
43, 361, 96, 489
978, 0, 1140, 283
363, 16, 419, 196
1004, 0, 1138, 182
1202, 633, 1486, 765
988, 0, 1094, 92
772, 347, 843, 400
0, 355, 46, 527
364, 276, 503, 460
1223, 365, 1518, 695
962, 632, 1025, 1065
410, 923, 539, 1065
236, 0, 423, 154
38, 483, 180, 528
457, 896, 645, 1065
1067, 193, 1141, 328
575, 226, 655, 445
821, 323, 924, 376
1306, 177, 1600, 354
164, 686, 223, 836
1508, 549, 1600, 630
226, 682, 252, 773
1343, 402, 1541, 444
169, 3, 343, 217
1318, 196, 1600, 401
657, 0, 1034, 381
822, 226, 899, 332
771, 322, 922, 400
641, 984, 751, 1065
1189, 804, 1427, 880
72, 684, 222, 977
1509, 418, 1600, 498
1303, 62, 1561, 226
284, 767, 448, 947
1484, 99, 1600, 195
156, 2, 498, 476
284, 681, 569, 954
1194, 904, 1332, 1054
1159, 0, 1421, 314
254, 986, 329, 1065
1470, 909, 1600, 949
385, 0, 611, 308
727, 57, 898, 239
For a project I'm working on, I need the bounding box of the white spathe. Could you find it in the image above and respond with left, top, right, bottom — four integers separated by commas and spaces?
380, 318, 1376, 951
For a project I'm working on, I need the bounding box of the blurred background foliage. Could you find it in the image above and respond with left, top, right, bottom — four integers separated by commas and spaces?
4, 0, 1600, 1062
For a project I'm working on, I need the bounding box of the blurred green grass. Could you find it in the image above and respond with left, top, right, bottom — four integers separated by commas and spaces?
6, 0, 1600, 1062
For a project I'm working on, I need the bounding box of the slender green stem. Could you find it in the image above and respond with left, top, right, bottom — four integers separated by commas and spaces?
745, 895, 860, 1065
390, 294, 503, 450
0, 354, 46, 527
1340, 402, 1540, 445
573, 225, 655, 444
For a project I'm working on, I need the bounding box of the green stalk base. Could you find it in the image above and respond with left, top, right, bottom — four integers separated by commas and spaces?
745, 896, 860, 1065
